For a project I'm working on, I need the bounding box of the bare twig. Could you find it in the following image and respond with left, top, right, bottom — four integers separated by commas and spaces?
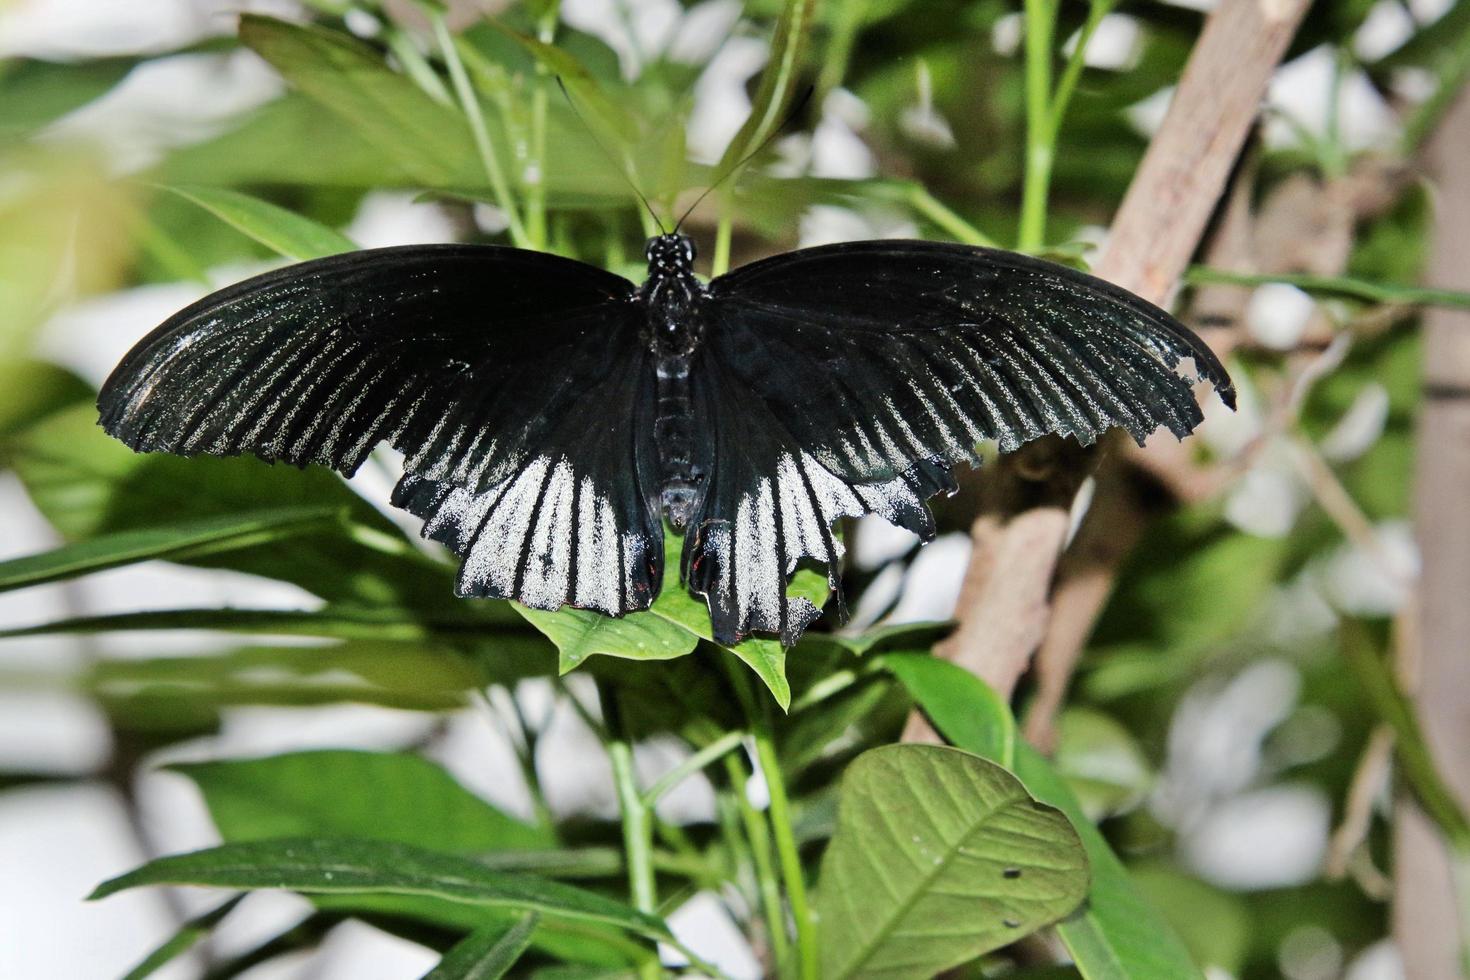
1394, 81, 1470, 980
923, 0, 1311, 733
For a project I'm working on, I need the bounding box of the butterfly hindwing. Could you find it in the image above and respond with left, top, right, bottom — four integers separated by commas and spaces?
391, 342, 666, 616
98, 244, 667, 616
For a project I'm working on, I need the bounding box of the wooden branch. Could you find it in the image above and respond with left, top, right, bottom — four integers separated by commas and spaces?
1091, 0, 1312, 300
917, 0, 1310, 730
1394, 81, 1470, 980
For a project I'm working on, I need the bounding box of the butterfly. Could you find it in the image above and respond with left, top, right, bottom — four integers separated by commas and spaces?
98, 233, 1234, 647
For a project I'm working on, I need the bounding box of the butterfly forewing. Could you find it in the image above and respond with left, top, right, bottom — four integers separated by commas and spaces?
98, 244, 667, 617
708, 241, 1235, 482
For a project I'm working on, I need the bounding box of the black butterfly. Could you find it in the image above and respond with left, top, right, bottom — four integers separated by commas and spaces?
98, 234, 1233, 646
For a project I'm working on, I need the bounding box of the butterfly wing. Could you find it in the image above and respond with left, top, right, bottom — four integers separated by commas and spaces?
686, 240, 1234, 644
99, 245, 665, 615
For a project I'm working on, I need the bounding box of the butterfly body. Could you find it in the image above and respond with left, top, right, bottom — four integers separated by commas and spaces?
99, 235, 1233, 647
640, 234, 709, 529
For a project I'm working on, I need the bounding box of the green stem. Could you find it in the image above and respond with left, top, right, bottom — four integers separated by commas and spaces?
608, 738, 660, 980
385, 27, 453, 105
711, 191, 734, 277
431, 13, 530, 248
525, 3, 560, 250
753, 728, 817, 980
642, 732, 746, 808
1046, 0, 1114, 144
721, 753, 792, 973
907, 185, 997, 248
1017, 0, 1056, 251
1185, 266, 1470, 310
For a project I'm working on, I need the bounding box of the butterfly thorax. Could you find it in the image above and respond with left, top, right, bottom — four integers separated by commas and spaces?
641, 234, 707, 528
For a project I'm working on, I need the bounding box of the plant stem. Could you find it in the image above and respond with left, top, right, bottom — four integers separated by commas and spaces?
608, 738, 661, 980
431, 13, 530, 248
753, 728, 817, 980
1185, 266, 1470, 309
1017, 0, 1056, 251
1047, 0, 1114, 145
525, 3, 561, 250
711, 191, 734, 277
385, 27, 453, 105
720, 753, 792, 973
907, 185, 997, 248
643, 731, 746, 808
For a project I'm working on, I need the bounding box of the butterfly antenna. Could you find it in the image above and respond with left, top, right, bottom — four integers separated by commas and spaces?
555, 77, 666, 234
675, 84, 815, 232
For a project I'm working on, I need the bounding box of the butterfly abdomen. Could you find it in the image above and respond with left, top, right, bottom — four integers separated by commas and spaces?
654, 351, 703, 529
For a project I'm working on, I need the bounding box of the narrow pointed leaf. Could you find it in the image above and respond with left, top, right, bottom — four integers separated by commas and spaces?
90, 838, 671, 941
160, 184, 357, 261
239, 15, 476, 187
0, 507, 342, 594
120, 897, 242, 980
424, 913, 539, 980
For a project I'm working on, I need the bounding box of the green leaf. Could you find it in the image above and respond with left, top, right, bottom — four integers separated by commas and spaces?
0, 605, 534, 645
883, 653, 1016, 766
1185, 266, 1470, 310
173, 750, 552, 851
426, 913, 539, 980
815, 744, 1089, 980
9, 404, 455, 609
517, 604, 698, 674
89, 837, 671, 940
119, 897, 242, 980
0, 507, 343, 594
900, 666, 1201, 979
239, 15, 478, 188
0, 57, 138, 138
489, 24, 635, 135
90, 640, 503, 715
158, 184, 357, 261
517, 527, 829, 708
1051, 709, 1152, 822
0, 359, 92, 446
1013, 747, 1204, 980
716, 0, 820, 172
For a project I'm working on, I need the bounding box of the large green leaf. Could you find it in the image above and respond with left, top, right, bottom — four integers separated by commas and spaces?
9, 404, 456, 609
0, 507, 342, 594
173, 750, 552, 851
159, 184, 357, 261
902, 664, 1202, 979
0, 605, 540, 649
89, 837, 670, 940
815, 744, 1089, 979
426, 913, 539, 980
239, 16, 478, 188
